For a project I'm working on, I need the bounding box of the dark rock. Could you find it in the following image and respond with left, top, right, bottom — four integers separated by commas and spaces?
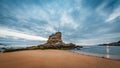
74, 46, 83, 50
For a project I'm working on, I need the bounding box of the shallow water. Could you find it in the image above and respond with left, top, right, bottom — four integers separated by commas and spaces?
71, 46, 120, 60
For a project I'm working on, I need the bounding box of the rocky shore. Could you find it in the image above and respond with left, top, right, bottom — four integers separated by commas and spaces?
2, 32, 82, 52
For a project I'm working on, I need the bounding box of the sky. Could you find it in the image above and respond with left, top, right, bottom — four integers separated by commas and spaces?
0, 0, 120, 45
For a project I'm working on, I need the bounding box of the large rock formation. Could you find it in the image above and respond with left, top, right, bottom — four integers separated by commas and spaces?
46, 32, 64, 46
37, 32, 76, 49
3, 32, 82, 52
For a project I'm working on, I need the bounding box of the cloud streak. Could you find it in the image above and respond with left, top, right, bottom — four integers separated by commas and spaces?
0, 27, 47, 41
106, 6, 120, 22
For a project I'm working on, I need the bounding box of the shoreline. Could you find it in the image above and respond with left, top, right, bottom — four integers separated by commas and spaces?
1, 49, 120, 61
1, 49, 118, 61
0, 50, 120, 68
68, 50, 120, 61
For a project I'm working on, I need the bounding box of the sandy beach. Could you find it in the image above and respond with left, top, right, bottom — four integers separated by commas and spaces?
0, 50, 120, 68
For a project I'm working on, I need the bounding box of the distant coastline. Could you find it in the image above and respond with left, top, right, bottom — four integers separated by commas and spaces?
98, 41, 120, 46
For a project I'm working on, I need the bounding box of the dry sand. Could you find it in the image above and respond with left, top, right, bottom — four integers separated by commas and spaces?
0, 50, 120, 68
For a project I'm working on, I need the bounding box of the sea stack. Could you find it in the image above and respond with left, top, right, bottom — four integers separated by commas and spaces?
46, 32, 64, 46
37, 32, 76, 49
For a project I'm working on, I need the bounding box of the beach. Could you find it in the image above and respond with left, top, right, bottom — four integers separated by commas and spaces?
0, 50, 120, 68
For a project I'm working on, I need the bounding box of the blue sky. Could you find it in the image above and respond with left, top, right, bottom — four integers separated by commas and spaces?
0, 0, 120, 45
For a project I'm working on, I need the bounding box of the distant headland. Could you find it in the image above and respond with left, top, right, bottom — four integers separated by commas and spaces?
99, 41, 120, 46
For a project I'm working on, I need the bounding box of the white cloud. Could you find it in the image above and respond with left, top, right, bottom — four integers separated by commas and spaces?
5, 3, 79, 32
96, 1, 108, 17
0, 27, 47, 41
105, 6, 120, 22
60, 11, 78, 29
44, 24, 56, 33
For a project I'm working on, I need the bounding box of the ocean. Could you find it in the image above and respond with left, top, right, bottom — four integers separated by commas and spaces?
71, 46, 120, 60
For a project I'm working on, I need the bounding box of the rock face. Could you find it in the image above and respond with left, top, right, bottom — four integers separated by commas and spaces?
46, 32, 64, 46
37, 32, 76, 49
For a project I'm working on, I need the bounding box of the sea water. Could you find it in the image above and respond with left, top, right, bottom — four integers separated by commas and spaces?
71, 46, 120, 60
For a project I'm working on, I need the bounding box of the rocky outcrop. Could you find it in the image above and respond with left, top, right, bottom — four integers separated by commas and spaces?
37, 32, 76, 49
25, 32, 83, 50
46, 32, 64, 46
2, 32, 82, 52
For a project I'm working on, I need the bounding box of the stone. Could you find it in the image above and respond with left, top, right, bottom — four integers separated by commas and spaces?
37, 32, 76, 49
46, 32, 64, 46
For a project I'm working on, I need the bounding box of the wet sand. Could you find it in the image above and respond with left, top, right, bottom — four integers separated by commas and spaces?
0, 50, 120, 68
